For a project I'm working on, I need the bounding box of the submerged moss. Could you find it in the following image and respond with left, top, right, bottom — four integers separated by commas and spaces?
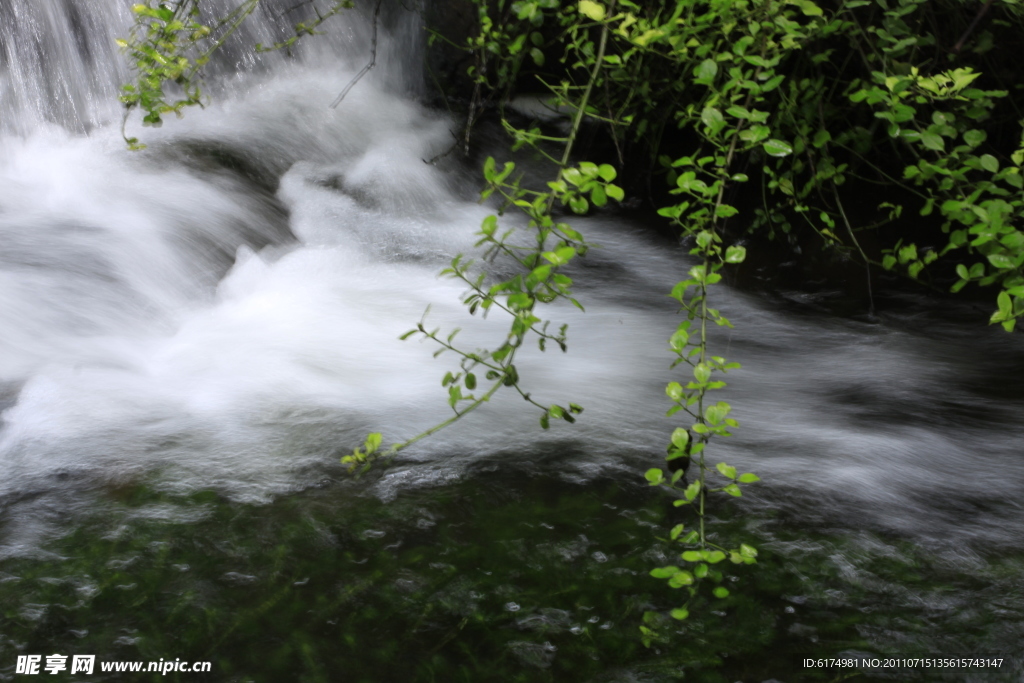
0, 469, 1021, 682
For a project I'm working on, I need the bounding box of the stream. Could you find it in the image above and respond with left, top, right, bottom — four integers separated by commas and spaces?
1, 2, 1023, 681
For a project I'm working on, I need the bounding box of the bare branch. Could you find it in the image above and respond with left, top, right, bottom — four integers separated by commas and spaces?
330, 0, 383, 108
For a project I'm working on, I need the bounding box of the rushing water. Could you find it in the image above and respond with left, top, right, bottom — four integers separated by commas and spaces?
2, 2, 1024, 681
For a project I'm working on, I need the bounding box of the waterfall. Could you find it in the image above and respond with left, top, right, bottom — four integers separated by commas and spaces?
0, 0, 424, 133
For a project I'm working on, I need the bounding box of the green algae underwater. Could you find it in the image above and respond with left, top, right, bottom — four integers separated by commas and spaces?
3, 464, 1022, 682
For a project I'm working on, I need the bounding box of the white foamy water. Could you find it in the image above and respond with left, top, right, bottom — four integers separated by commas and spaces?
2, 0, 1024, 561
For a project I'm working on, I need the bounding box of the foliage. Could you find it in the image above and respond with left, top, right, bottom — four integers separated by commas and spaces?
446, 0, 1024, 327
342, 3, 624, 473
116, 0, 1024, 653
117, 1, 217, 147
411, 0, 1024, 641
866, 69, 1024, 331
118, 0, 353, 149
350, 0, 770, 636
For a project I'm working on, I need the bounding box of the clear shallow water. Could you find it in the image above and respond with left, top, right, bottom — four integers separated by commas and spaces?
1, 2, 1024, 680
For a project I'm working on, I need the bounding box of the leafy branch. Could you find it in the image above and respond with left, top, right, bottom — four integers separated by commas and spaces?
118, 0, 354, 149
343, 4, 623, 473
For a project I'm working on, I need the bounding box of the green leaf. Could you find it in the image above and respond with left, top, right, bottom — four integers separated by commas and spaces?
542, 246, 577, 266
701, 107, 725, 135
527, 264, 552, 288
705, 550, 726, 563
670, 608, 689, 620
988, 253, 1015, 269
666, 382, 684, 401
606, 184, 625, 201
695, 59, 718, 82
898, 243, 918, 264
716, 462, 737, 479
669, 328, 689, 351
578, 0, 605, 20
725, 245, 746, 263
633, 28, 664, 47
666, 448, 688, 462
920, 132, 944, 151
763, 139, 793, 157
963, 129, 986, 147
650, 565, 681, 578
749, 125, 784, 147
671, 428, 690, 450
705, 402, 731, 425
738, 472, 760, 483
481, 215, 498, 236
723, 484, 743, 497
681, 550, 702, 562
796, 0, 823, 15
645, 468, 665, 485
980, 154, 1000, 173
365, 432, 382, 453
684, 480, 701, 501
598, 164, 617, 181
693, 363, 712, 384
997, 290, 1012, 315
713, 587, 730, 598
668, 570, 694, 587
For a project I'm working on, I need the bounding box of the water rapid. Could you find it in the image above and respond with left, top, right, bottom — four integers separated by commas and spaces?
1, 1, 1023, 678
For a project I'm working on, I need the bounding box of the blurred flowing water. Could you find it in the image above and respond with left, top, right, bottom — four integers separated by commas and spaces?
1, 2, 1023, 681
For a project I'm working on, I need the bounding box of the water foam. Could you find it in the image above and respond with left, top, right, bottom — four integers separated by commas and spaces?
1, 1, 1023, 557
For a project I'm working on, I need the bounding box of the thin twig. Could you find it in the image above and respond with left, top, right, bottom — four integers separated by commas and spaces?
278, 0, 319, 18
464, 60, 483, 156
832, 183, 876, 317
330, 0, 383, 108
951, 0, 996, 54
423, 130, 460, 164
